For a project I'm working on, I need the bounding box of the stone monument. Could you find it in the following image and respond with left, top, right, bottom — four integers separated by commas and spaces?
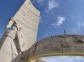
0, 0, 40, 62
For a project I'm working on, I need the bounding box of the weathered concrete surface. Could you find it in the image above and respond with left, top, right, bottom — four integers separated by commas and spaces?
29, 35, 84, 60
0, 0, 40, 62
0, 30, 18, 62
11, 35, 84, 62
13, 0, 40, 51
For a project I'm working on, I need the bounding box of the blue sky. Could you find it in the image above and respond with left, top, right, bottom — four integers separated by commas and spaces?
0, 0, 24, 37
32, 0, 84, 40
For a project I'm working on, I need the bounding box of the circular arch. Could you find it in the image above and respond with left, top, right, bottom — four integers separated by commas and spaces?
27, 35, 84, 62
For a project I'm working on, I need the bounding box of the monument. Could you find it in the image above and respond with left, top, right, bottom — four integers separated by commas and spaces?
0, 0, 84, 62
0, 0, 40, 62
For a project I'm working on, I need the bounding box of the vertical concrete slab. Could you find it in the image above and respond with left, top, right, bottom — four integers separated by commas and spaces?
13, 0, 40, 51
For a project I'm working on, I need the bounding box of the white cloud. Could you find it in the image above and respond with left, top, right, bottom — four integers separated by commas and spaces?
48, 0, 59, 10
51, 16, 65, 28
56, 16, 65, 26
77, 21, 84, 27
71, 21, 84, 33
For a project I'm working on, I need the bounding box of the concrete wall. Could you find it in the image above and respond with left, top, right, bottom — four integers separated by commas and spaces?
13, 0, 40, 51
0, 0, 40, 62
27, 35, 84, 61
